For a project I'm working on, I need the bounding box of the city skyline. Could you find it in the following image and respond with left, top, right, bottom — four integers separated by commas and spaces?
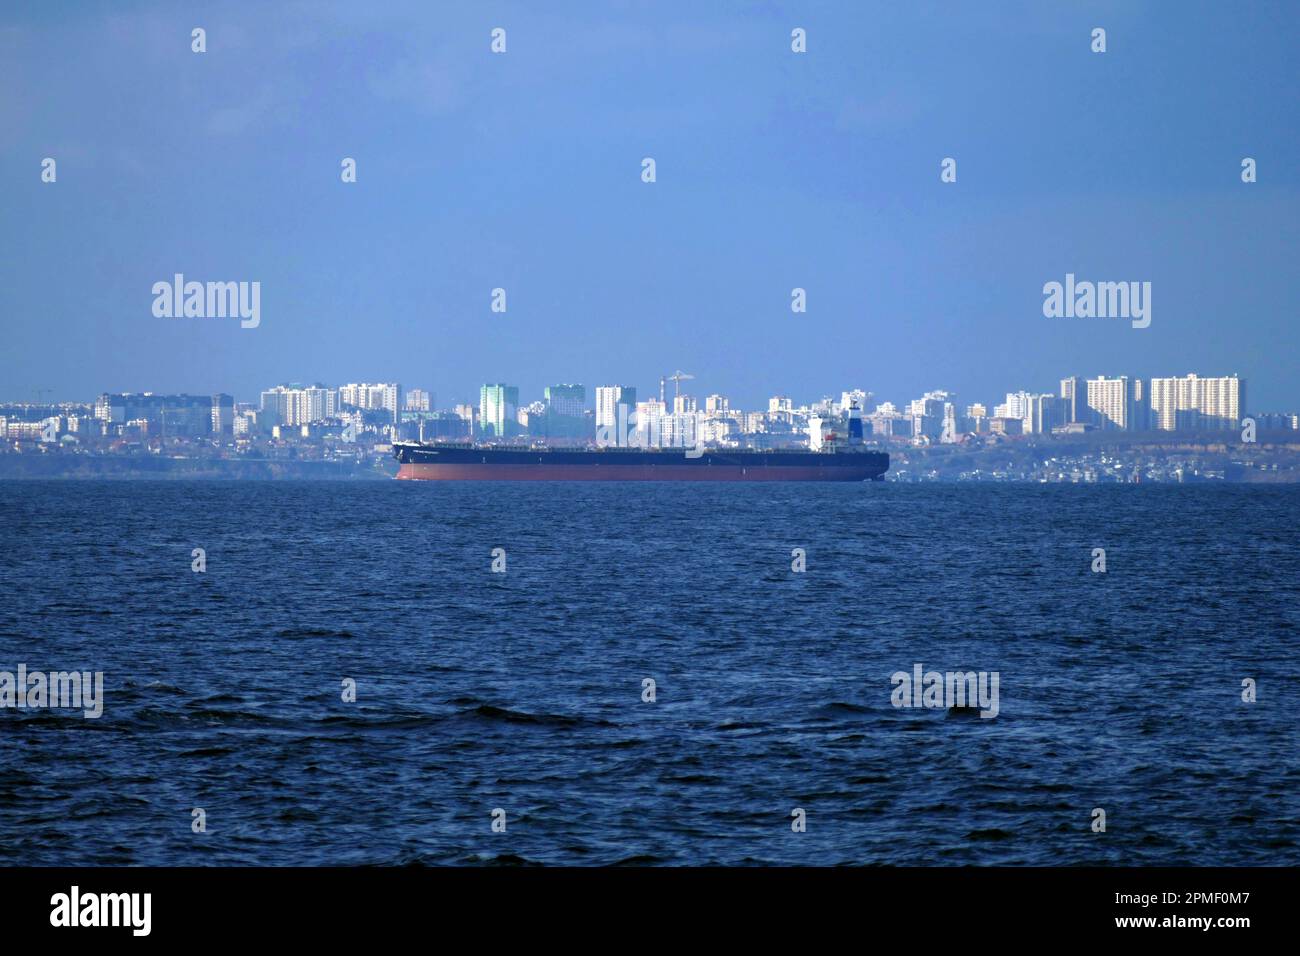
2, 366, 1279, 426
6, 368, 1274, 441
7, 365, 1288, 484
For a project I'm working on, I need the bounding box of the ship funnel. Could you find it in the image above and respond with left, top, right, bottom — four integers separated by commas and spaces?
847, 399, 864, 445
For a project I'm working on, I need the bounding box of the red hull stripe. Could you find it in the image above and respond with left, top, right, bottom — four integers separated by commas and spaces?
397, 463, 878, 481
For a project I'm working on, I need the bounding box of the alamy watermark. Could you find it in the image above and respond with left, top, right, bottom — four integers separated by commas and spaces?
595, 405, 706, 458
50, 886, 150, 936
1, 665, 104, 718
891, 664, 999, 718
1043, 273, 1150, 329
152, 274, 260, 328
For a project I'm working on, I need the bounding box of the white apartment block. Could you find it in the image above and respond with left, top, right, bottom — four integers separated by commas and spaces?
260, 385, 338, 426
1148, 374, 1244, 431
596, 386, 637, 447
634, 399, 667, 448
662, 411, 699, 449
1086, 376, 1136, 431
339, 383, 401, 419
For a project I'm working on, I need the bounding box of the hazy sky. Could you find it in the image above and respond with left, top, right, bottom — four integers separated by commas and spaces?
2, 1, 1297, 411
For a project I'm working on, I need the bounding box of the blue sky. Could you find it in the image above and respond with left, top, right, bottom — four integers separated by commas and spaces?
2, 1, 1297, 411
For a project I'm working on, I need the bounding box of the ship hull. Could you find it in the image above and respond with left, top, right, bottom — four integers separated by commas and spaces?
393, 445, 888, 482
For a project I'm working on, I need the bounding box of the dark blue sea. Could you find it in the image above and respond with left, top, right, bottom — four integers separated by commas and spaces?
1, 480, 1297, 866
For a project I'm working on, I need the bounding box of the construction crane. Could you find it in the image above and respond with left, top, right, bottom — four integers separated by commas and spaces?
660, 370, 695, 405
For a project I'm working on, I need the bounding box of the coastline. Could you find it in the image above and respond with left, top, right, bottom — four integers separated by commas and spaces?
0, 456, 396, 480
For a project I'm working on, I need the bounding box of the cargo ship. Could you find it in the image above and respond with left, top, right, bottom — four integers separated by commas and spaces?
393, 406, 888, 482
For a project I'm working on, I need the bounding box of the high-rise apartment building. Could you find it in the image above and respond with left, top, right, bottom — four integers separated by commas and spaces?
479, 384, 520, 438
596, 386, 637, 447
1148, 374, 1245, 431
95, 393, 220, 437
545, 384, 585, 418
635, 399, 667, 448
453, 403, 476, 436
1060, 376, 1085, 423
993, 391, 1035, 428
211, 393, 234, 436
544, 384, 586, 439
909, 390, 951, 440
339, 383, 401, 422
1027, 393, 1069, 434
260, 385, 338, 427
1086, 376, 1137, 431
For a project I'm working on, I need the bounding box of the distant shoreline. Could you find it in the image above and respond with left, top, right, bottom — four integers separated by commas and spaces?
0, 456, 396, 481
